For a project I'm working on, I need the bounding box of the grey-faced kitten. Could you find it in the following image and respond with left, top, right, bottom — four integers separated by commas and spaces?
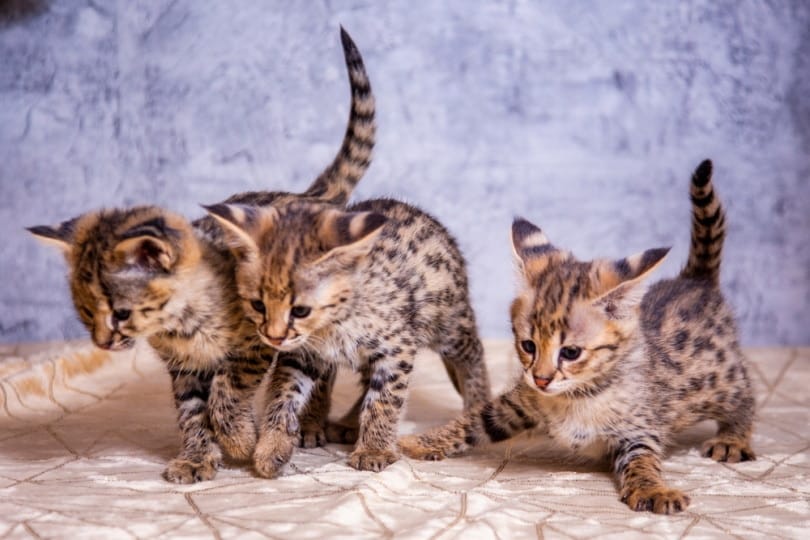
27, 27, 375, 483
204, 197, 492, 476
399, 160, 755, 514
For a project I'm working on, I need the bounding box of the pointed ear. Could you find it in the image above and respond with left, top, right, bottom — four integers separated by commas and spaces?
314, 210, 386, 263
27, 219, 78, 253
203, 203, 274, 256
590, 247, 670, 319
511, 217, 559, 273
113, 234, 175, 273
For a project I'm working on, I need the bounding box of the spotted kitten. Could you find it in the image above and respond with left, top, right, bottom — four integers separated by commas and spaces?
27, 28, 375, 483
204, 197, 492, 475
399, 160, 755, 514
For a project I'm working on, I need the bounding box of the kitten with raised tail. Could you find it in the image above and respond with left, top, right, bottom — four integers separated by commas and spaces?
204, 197, 492, 476
26, 27, 375, 483
399, 160, 755, 514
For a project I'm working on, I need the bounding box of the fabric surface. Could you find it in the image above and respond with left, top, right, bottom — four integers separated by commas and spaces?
0, 340, 807, 539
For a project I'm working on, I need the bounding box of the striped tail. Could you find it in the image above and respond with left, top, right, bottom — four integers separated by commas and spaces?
680, 159, 726, 284
302, 26, 375, 206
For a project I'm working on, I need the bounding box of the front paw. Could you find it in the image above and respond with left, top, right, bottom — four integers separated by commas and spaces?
621, 486, 690, 514
216, 422, 257, 462
162, 457, 220, 484
253, 429, 296, 478
701, 436, 755, 463
298, 422, 327, 449
398, 435, 447, 461
348, 448, 399, 472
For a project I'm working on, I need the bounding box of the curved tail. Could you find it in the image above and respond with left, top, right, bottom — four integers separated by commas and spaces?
680, 159, 726, 284
303, 26, 375, 206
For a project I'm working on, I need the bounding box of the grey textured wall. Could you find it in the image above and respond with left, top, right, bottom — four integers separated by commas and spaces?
1, 0, 808, 345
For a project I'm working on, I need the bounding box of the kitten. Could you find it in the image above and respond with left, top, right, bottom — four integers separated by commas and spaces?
399, 160, 755, 514
204, 197, 492, 476
27, 27, 375, 483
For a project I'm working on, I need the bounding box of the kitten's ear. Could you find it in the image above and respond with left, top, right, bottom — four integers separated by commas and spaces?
511, 217, 559, 274
590, 247, 670, 318
113, 221, 179, 272
315, 209, 386, 262
27, 219, 79, 254
203, 203, 273, 256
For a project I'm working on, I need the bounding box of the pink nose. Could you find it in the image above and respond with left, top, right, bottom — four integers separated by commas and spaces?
534, 376, 552, 389
266, 336, 285, 347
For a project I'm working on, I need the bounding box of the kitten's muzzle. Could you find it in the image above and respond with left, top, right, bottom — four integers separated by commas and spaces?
95, 336, 135, 351
534, 375, 553, 390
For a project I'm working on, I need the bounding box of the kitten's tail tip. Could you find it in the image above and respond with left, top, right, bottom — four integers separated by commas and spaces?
694, 159, 713, 185
339, 25, 357, 51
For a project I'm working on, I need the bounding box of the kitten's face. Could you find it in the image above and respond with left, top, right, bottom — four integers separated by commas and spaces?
29, 208, 198, 351
207, 202, 385, 352
509, 218, 668, 396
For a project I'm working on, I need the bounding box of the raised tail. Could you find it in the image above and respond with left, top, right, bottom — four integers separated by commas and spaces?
680, 159, 726, 284
302, 26, 375, 206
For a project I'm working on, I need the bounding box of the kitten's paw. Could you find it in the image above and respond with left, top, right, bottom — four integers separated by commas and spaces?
253, 429, 295, 478
348, 448, 399, 472
701, 436, 756, 463
217, 422, 257, 462
621, 486, 690, 514
298, 423, 327, 449
325, 422, 359, 445
398, 435, 447, 461
162, 457, 219, 484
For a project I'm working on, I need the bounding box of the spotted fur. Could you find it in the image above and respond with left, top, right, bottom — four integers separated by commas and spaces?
206, 198, 491, 475
26, 27, 375, 483
399, 160, 755, 515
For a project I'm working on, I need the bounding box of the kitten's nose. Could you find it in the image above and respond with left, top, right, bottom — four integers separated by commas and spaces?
265, 335, 285, 347
534, 376, 552, 389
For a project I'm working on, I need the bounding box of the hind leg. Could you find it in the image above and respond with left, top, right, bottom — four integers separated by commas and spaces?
702, 428, 755, 462
438, 318, 491, 411
702, 359, 756, 463
298, 365, 336, 449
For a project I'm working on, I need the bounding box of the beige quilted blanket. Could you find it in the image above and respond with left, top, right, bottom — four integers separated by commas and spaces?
0, 340, 807, 539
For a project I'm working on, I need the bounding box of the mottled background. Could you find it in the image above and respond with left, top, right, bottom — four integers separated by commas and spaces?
1, 0, 808, 345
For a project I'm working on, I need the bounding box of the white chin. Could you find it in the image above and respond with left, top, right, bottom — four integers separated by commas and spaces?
262, 336, 305, 352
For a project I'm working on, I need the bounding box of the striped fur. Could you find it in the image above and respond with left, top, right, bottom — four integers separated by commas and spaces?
207, 198, 491, 476
681, 159, 725, 283
27, 28, 376, 483
400, 160, 755, 515
301, 26, 375, 206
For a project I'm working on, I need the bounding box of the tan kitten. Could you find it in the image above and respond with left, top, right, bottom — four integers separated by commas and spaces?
205, 198, 492, 476
27, 28, 375, 483
399, 160, 755, 514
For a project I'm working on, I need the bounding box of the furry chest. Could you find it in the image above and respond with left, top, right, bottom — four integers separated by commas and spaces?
546, 404, 613, 460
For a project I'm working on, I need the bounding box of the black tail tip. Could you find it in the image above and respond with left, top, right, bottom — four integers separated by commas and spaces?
693, 159, 713, 186
339, 25, 357, 51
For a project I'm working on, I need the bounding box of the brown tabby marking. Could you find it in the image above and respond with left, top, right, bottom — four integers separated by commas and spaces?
27, 27, 375, 483
400, 160, 755, 514
206, 198, 491, 475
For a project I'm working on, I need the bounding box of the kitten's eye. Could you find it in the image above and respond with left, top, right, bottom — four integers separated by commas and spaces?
290, 305, 311, 319
520, 340, 536, 355
113, 309, 131, 322
251, 299, 266, 314
559, 346, 582, 361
